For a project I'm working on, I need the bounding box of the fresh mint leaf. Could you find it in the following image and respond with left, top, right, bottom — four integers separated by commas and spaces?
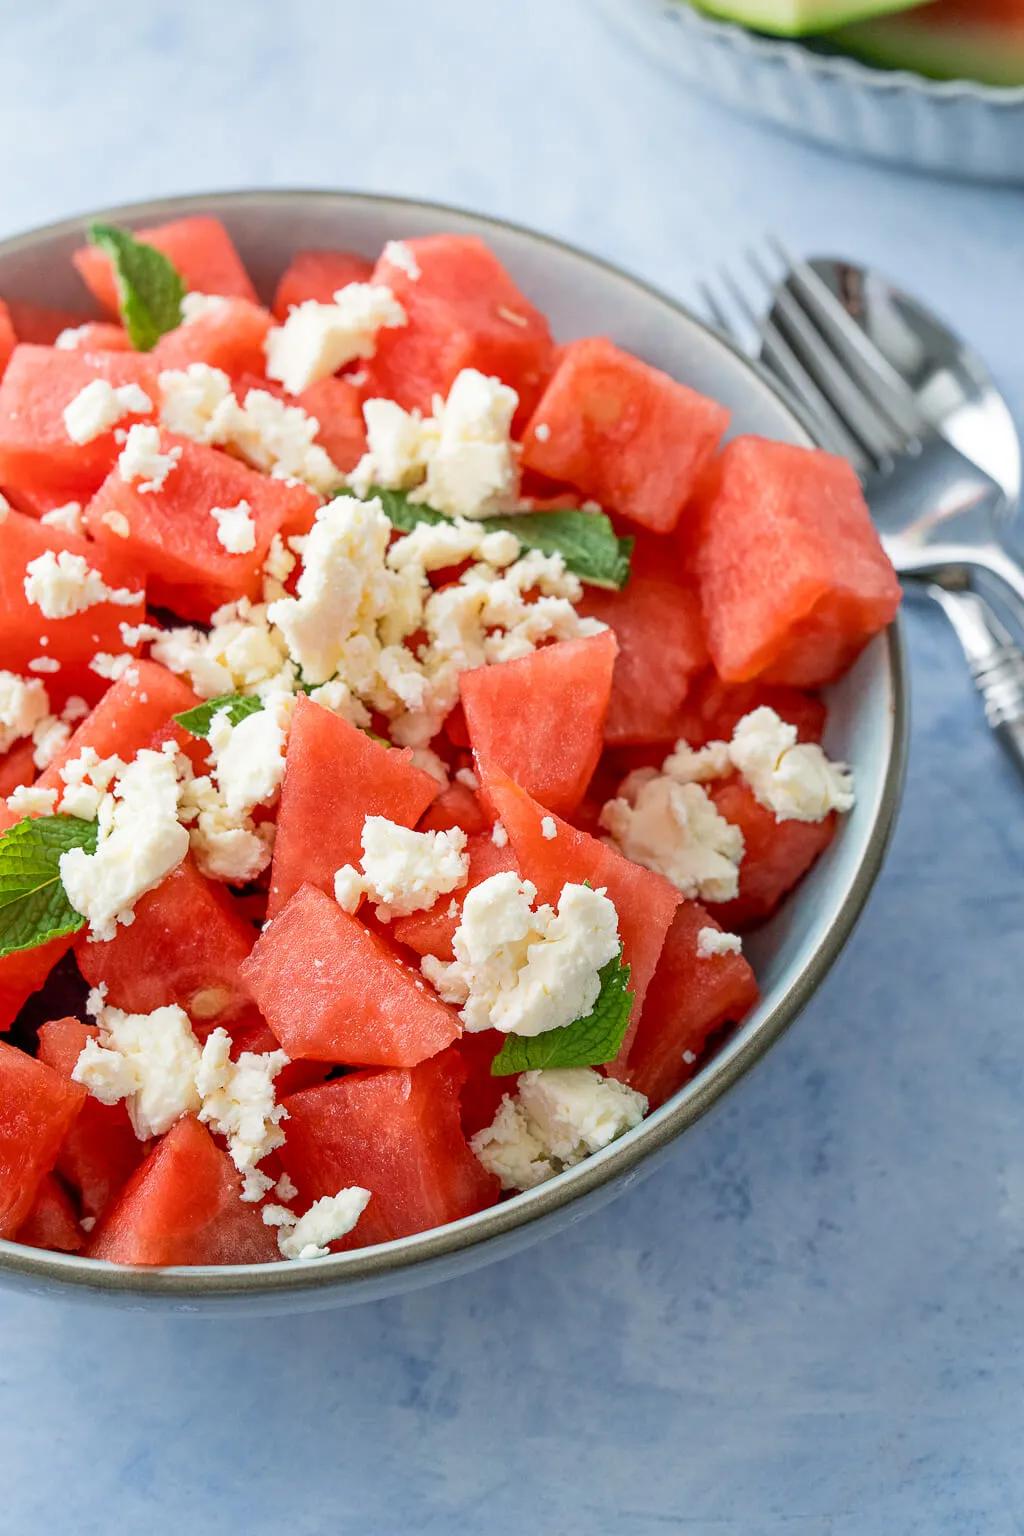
87, 221, 186, 351
174, 693, 264, 739
490, 952, 633, 1075
0, 815, 99, 959
353, 486, 633, 590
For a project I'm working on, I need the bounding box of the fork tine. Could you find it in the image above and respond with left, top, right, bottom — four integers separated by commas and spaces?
699, 272, 869, 472
768, 236, 930, 444
749, 247, 903, 469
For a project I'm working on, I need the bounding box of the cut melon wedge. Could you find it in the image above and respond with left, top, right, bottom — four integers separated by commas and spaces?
833, 0, 1024, 85
691, 0, 928, 38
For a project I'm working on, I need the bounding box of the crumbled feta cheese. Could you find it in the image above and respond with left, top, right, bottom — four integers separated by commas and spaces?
728, 706, 854, 823
332, 864, 366, 914
471, 1068, 647, 1192
100, 509, 131, 538
158, 362, 233, 440
410, 747, 449, 786
455, 767, 479, 792
261, 532, 296, 600
180, 291, 229, 324
206, 691, 293, 817
0, 671, 50, 754
384, 240, 420, 280
117, 422, 182, 492
63, 379, 152, 444
540, 816, 557, 841
72, 1002, 202, 1139
23, 549, 142, 621
195, 1028, 290, 1201
39, 501, 84, 536
263, 1187, 371, 1260
177, 766, 276, 885
30, 714, 70, 770
422, 872, 620, 1037
334, 816, 469, 921
696, 926, 743, 959
5, 783, 58, 817
275, 1172, 298, 1202
533, 421, 551, 443
59, 746, 189, 940
27, 657, 60, 675
89, 652, 137, 682
600, 776, 744, 904
210, 499, 257, 555
265, 283, 406, 394
491, 821, 509, 848
55, 325, 93, 350
57, 747, 126, 820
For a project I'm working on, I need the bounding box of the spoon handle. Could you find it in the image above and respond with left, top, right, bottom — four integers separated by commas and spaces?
928, 586, 1024, 783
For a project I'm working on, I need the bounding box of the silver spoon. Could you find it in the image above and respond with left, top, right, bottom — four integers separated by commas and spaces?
779, 258, 1024, 780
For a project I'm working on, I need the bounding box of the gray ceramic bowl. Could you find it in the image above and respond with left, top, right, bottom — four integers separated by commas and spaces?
0, 191, 907, 1313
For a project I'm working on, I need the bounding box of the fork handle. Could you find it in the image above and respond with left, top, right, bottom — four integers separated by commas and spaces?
929, 586, 1024, 783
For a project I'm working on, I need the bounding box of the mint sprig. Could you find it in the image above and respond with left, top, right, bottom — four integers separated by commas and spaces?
174, 693, 264, 739
356, 486, 633, 591
490, 952, 633, 1075
0, 815, 99, 959
87, 222, 186, 351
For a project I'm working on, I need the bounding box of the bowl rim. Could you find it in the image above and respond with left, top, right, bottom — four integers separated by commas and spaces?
652, 0, 1024, 105
0, 187, 909, 1299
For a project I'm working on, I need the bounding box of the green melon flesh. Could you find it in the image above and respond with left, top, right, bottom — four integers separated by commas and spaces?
833, 0, 1024, 84
691, 0, 928, 39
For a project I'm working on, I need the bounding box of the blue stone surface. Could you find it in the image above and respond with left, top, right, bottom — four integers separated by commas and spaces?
1, 2, 1023, 1530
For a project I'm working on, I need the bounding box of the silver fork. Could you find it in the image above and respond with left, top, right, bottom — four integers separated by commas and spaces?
700, 245, 1024, 780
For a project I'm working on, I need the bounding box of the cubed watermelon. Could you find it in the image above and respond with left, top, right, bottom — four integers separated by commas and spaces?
241, 882, 460, 1067
15, 1172, 83, 1253
75, 859, 256, 1031
73, 216, 257, 314
6, 300, 91, 346
87, 1116, 280, 1266
0, 1039, 86, 1237
677, 675, 827, 748
417, 781, 488, 838
0, 740, 36, 799
0, 937, 75, 1034
296, 377, 367, 472
621, 902, 759, 1107
451, 1029, 511, 1139
272, 249, 375, 320
710, 780, 836, 929
521, 337, 729, 534
84, 433, 317, 621
392, 829, 519, 962
694, 437, 901, 686
362, 235, 554, 422
580, 573, 707, 744
36, 1017, 145, 1221
0, 345, 157, 499
51, 322, 131, 353
482, 767, 681, 1063
460, 631, 617, 816
151, 297, 273, 378
268, 697, 439, 917
277, 1050, 499, 1249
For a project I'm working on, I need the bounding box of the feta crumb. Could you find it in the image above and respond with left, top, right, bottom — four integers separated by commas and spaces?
117, 422, 182, 493
89, 652, 136, 682
455, 767, 480, 792
471, 1068, 647, 1191
6, 783, 58, 818
30, 713, 71, 769
55, 325, 92, 350
540, 816, 557, 841
210, 499, 257, 555
682, 1049, 697, 1066
59, 746, 189, 941
335, 816, 469, 920
23, 549, 142, 621
195, 1028, 290, 1201
28, 657, 60, 675
265, 283, 407, 394
0, 671, 50, 754
600, 776, 744, 904
63, 379, 152, 444
207, 692, 293, 817
696, 926, 743, 959
180, 291, 229, 324
72, 1002, 202, 1139
333, 864, 365, 913
423, 872, 620, 1038
533, 421, 551, 443
497, 306, 528, 329
40, 501, 84, 536
100, 509, 131, 538
57, 747, 126, 820
491, 821, 509, 849
263, 1187, 371, 1260
729, 707, 854, 823
275, 1172, 298, 1202
384, 240, 421, 280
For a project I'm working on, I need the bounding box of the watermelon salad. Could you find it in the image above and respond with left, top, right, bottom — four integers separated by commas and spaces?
0, 216, 901, 1268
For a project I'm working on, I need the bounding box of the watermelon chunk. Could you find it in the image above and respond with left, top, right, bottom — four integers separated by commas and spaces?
362, 235, 554, 422
676, 675, 827, 747
272, 249, 375, 320
0, 937, 75, 1034
452, 1028, 510, 1138
417, 781, 488, 837
6, 300, 91, 346
277, 1050, 499, 1249
621, 902, 759, 1107
50, 322, 130, 354
482, 768, 681, 1063
16, 1173, 83, 1253
521, 337, 729, 534
75, 859, 256, 1031
0, 345, 157, 499
0, 1039, 86, 1237
83, 432, 317, 621
392, 829, 519, 961
580, 574, 708, 744
296, 377, 367, 472
268, 697, 439, 917
460, 631, 617, 816
151, 298, 273, 378
87, 1116, 279, 1266
0, 740, 36, 799
710, 780, 836, 929
73, 216, 258, 315
37, 1017, 144, 1221
226, 1016, 331, 1098
240, 883, 460, 1067
694, 437, 901, 686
